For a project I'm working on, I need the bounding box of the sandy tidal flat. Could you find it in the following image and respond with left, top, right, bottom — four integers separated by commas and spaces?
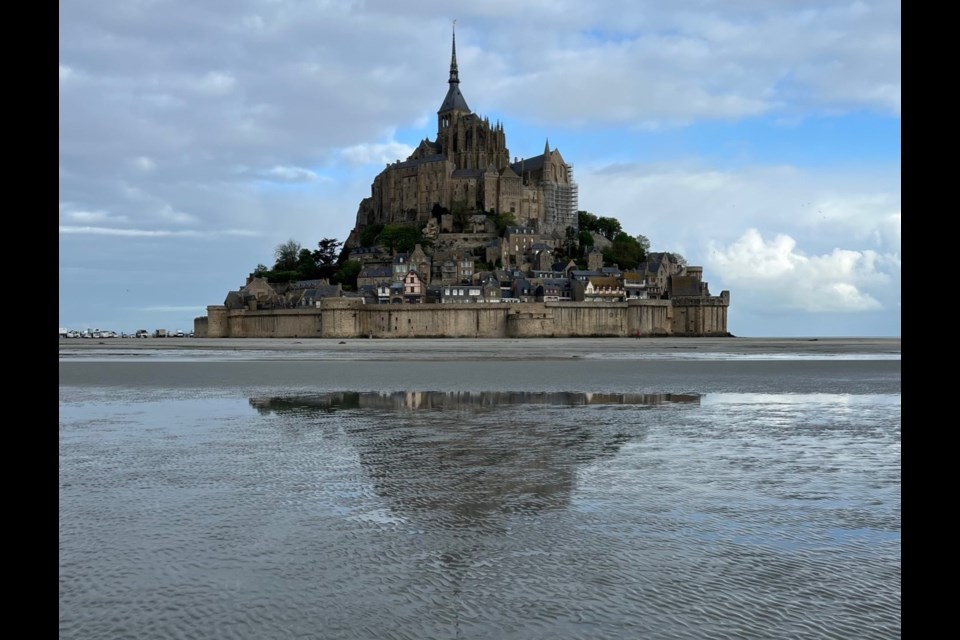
59, 336, 901, 358
59, 337, 900, 395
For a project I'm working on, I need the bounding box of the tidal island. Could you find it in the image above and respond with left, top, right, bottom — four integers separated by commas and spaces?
195, 28, 730, 339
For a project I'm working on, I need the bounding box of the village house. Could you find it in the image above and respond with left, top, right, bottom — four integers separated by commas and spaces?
401, 270, 425, 303
572, 276, 624, 302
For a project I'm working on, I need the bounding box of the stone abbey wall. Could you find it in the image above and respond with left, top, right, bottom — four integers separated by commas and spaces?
197, 297, 728, 339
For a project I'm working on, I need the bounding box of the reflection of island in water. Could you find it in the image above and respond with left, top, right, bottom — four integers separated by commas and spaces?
250, 391, 699, 413
250, 392, 700, 526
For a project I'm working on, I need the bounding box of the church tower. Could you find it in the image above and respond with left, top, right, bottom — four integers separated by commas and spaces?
437, 24, 470, 150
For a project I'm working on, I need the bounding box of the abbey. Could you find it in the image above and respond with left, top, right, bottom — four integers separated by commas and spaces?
348, 28, 578, 245
195, 28, 732, 339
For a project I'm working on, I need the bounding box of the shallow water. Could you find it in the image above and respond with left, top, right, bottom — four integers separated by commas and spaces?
60, 376, 900, 639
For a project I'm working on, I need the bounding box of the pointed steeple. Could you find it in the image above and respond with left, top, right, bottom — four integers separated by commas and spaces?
449, 21, 460, 85
438, 20, 470, 115
544, 138, 551, 156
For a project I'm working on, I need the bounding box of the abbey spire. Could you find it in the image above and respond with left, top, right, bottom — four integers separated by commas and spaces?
438, 21, 470, 119
448, 20, 460, 84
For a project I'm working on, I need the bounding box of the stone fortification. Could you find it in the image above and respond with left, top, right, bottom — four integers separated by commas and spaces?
196, 297, 729, 339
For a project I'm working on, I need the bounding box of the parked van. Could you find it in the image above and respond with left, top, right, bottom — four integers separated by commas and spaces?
135, 329, 149, 338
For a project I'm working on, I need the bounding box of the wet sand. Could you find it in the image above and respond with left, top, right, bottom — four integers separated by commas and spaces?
59, 337, 901, 395
60, 336, 900, 357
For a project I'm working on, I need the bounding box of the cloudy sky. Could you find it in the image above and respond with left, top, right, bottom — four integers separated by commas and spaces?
59, 0, 900, 336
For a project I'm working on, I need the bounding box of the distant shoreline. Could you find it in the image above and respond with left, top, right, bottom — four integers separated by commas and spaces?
59, 336, 900, 357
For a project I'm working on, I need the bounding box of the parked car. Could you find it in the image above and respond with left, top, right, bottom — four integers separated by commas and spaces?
173, 329, 185, 337
135, 329, 150, 338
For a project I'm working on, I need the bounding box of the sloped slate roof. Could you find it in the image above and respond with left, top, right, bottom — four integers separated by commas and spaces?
290, 279, 326, 290
637, 262, 663, 275
395, 154, 446, 170
438, 84, 470, 113
313, 285, 341, 298
511, 154, 547, 174
359, 265, 393, 279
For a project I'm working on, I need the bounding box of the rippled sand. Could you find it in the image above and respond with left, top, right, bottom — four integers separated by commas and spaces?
60, 387, 901, 640
60, 338, 900, 639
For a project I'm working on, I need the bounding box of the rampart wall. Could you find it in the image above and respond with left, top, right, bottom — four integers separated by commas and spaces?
196, 296, 728, 338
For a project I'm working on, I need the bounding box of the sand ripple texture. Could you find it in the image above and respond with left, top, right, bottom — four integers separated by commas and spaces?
60, 390, 900, 640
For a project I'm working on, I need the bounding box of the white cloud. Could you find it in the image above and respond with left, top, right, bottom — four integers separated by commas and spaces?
62, 209, 128, 224
578, 162, 901, 259
266, 165, 320, 182
577, 162, 899, 323
340, 141, 416, 166
59, 64, 77, 82
707, 229, 892, 312
157, 204, 198, 225
135, 156, 156, 171
195, 71, 237, 95
58, 226, 257, 238
137, 305, 208, 313
59, 226, 199, 237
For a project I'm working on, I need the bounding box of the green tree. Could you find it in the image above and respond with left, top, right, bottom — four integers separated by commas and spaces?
636, 234, 651, 254
261, 270, 301, 283
359, 223, 385, 247
312, 238, 343, 267
379, 225, 425, 253
596, 216, 622, 241
273, 239, 301, 271
333, 260, 362, 290
578, 211, 599, 232
296, 248, 320, 279
490, 211, 517, 236
563, 226, 578, 256
602, 232, 645, 270
577, 230, 595, 254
